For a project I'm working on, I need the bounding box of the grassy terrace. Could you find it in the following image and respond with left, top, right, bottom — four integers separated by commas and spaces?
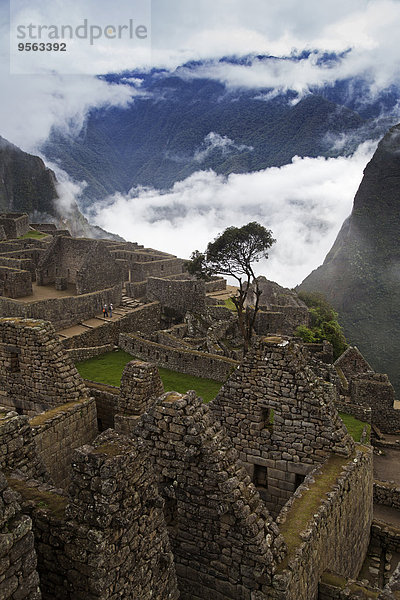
76, 350, 223, 403
18, 230, 48, 240
339, 412, 370, 442
8, 477, 68, 519
278, 452, 354, 570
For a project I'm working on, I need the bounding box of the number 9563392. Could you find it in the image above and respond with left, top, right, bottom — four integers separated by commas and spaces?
18, 43, 67, 51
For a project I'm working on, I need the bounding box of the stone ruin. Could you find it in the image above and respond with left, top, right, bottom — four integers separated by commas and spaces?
0, 218, 397, 599
0, 317, 393, 600
211, 337, 354, 516
334, 346, 400, 433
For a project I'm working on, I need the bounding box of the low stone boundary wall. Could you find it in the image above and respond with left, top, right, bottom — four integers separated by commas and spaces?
319, 572, 384, 599
205, 278, 227, 292
335, 401, 372, 423
206, 305, 235, 321
83, 380, 119, 430
0, 284, 122, 331
271, 446, 373, 600
371, 520, 400, 554
61, 302, 161, 349
30, 398, 98, 489
66, 344, 114, 362
377, 407, 400, 434
374, 481, 400, 510
119, 333, 238, 382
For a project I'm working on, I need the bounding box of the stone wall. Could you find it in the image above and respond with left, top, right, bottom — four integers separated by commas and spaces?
125, 280, 147, 298
0, 318, 89, 415
30, 398, 98, 489
147, 277, 206, 316
0, 410, 47, 480
83, 381, 119, 430
132, 258, 184, 282
0, 213, 29, 239
334, 346, 373, 383
254, 305, 310, 336
205, 278, 227, 293
61, 302, 161, 349
319, 572, 384, 600
119, 332, 238, 382
271, 446, 373, 600
8, 430, 179, 600
65, 344, 114, 362
133, 390, 287, 599
374, 481, 400, 510
211, 338, 354, 516
118, 360, 164, 416
36, 237, 123, 295
371, 521, 400, 554
335, 401, 372, 424
0, 266, 32, 298
0, 256, 35, 280
0, 284, 122, 331
0, 471, 41, 600
349, 373, 400, 433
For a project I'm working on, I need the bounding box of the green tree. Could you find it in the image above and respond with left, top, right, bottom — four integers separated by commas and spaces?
296, 291, 348, 359
186, 222, 275, 352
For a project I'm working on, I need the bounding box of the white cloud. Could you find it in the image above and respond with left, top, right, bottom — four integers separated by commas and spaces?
0, 70, 140, 154
194, 132, 253, 162
87, 141, 376, 288
1, 0, 400, 154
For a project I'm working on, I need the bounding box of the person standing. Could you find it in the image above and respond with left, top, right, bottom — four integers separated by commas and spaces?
103, 305, 108, 318
109, 303, 113, 318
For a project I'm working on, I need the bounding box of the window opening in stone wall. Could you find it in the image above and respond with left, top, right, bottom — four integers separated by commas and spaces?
295, 473, 306, 490
163, 495, 178, 529
253, 464, 269, 502
162, 478, 178, 530
9, 351, 20, 373
262, 408, 274, 431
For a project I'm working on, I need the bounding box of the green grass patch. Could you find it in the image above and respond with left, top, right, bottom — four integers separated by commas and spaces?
223, 297, 237, 312
18, 230, 48, 240
76, 350, 223, 403
278, 453, 351, 570
320, 572, 347, 589
339, 413, 369, 442
29, 401, 82, 427
8, 478, 67, 519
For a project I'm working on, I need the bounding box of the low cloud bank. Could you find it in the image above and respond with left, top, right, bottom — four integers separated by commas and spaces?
87, 141, 376, 288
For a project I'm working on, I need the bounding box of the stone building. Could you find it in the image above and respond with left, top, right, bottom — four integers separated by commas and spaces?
36, 236, 124, 294
334, 346, 400, 433
0, 212, 29, 239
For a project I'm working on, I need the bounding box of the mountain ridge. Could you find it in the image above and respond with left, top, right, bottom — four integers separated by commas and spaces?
299, 122, 400, 395
42, 64, 400, 206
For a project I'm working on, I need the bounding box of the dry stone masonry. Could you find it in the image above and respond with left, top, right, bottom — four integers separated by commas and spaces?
211, 337, 354, 516
0, 215, 396, 599
0, 318, 89, 415
0, 471, 41, 600
133, 390, 287, 600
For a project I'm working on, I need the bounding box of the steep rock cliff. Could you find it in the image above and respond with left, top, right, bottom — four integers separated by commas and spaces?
0, 136, 122, 240
299, 123, 400, 394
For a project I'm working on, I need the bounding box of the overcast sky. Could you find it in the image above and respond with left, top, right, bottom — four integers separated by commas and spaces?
1, 0, 399, 285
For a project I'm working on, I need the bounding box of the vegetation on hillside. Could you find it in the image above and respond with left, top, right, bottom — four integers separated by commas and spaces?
295, 291, 348, 359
